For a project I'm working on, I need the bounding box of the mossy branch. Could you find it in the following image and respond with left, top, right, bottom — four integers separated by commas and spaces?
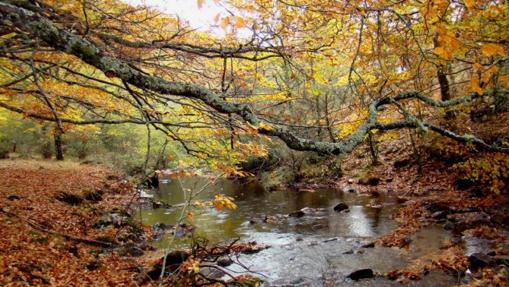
1, 1, 507, 155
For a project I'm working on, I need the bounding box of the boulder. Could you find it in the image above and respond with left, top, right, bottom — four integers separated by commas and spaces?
333, 203, 349, 212
347, 269, 374, 280
468, 253, 494, 270
152, 222, 173, 240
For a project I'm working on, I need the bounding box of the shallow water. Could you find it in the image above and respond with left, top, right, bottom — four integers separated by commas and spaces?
140, 177, 458, 286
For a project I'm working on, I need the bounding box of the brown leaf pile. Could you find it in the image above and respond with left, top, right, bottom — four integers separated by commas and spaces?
0, 160, 151, 286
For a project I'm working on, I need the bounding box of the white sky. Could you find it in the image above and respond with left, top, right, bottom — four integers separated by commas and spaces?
123, 0, 227, 32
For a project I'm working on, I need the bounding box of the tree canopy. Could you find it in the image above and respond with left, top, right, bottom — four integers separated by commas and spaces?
0, 0, 508, 172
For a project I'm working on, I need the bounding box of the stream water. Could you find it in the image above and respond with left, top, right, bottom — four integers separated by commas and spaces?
140, 176, 459, 286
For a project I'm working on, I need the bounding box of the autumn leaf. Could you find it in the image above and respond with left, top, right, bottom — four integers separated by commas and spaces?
235, 16, 247, 28
470, 77, 483, 94
220, 17, 230, 31
499, 75, 509, 89
434, 47, 452, 60
258, 122, 273, 132
212, 194, 237, 210
464, 0, 475, 10
481, 43, 506, 57
481, 65, 498, 85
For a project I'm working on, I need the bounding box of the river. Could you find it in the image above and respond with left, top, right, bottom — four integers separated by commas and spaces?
140, 176, 459, 286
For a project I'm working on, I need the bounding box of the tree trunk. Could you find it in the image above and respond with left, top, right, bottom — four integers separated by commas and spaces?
41, 125, 52, 159
437, 65, 451, 101
54, 132, 64, 161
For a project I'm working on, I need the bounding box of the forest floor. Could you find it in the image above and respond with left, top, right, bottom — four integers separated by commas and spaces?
0, 160, 157, 286
0, 160, 261, 286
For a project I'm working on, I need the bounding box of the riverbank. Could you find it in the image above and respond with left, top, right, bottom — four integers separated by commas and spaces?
0, 159, 154, 286
324, 128, 509, 285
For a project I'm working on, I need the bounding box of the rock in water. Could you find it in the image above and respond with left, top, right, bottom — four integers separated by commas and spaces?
468, 253, 494, 270
217, 256, 233, 267
147, 250, 190, 279
347, 269, 374, 280
288, 210, 305, 218
333, 203, 349, 212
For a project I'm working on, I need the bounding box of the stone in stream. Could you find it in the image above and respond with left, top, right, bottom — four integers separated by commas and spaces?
147, 250, 190, 279
288, 210, 305, 218
152, 222, 173, 240
347, 269, 374, 280
333, 203, 349, 212
361, 241, 375, 248
216, 256, 234, 267
342, 186, 356, 193
151, 200, 171, 209
431, 210, 448, 220
468, 253, 494, 270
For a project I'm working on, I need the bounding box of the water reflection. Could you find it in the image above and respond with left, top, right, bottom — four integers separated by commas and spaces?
140, 177, 398, 248
140, 176, 455, 286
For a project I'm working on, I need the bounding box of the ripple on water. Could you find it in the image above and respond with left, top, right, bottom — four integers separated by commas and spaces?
140, 176, 457, 286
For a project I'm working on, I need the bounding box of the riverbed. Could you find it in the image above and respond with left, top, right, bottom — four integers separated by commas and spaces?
140, 177, 458, 286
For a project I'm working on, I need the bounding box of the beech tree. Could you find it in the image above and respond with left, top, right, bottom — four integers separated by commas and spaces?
0, 0, 508, 171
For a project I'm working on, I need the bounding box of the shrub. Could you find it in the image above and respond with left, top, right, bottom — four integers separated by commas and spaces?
453, 153, 509, 194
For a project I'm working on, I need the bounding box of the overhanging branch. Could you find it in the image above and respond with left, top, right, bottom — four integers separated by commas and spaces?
1, 1, 507, 155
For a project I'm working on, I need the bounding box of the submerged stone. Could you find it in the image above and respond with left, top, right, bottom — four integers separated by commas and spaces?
347, 268, 374, 280
333, 203, 349, 212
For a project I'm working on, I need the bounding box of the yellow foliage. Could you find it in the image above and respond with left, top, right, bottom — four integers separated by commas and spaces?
258, 122, 273, 132
481, 43, 506, 57
464, 0, 475, 10
499, 75, 509, 89
453, 154, 509, 194
212, 194, 237, 210
470, 77, 483, 94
